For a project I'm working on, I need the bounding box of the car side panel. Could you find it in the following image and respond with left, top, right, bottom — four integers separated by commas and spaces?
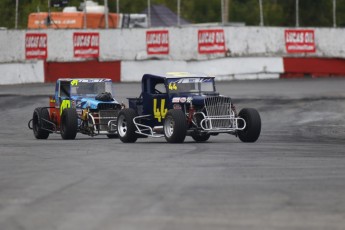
142, 92, 169, 127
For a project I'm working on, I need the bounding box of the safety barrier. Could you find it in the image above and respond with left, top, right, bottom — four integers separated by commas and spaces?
0, 26, 345, 84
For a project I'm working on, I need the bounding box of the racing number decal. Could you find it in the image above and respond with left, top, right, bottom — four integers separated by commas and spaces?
168, 82, 177, 91
153, 98, 168, 122
60, 100, 71, 115
71, 80, 78, 86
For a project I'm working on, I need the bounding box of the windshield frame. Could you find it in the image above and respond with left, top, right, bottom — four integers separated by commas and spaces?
70, 81, 113, 97
166, 77, 216, 94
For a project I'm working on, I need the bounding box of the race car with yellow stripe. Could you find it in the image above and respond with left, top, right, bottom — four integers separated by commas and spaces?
28, 78, 122, 139
117, 72, 261, 143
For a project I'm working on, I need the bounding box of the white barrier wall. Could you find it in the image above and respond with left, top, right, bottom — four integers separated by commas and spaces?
0, 61, 44, 85
1, 27, 345, 63
121, 57, 284, 82
0, 30, 26, 62
0, 26, 345, 84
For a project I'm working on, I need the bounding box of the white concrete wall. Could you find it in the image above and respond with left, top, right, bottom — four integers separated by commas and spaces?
0, 30, 26, 62
1, 27, 345, 63
0, 26, 344, 84
121, 57, 283, 82
0, 61, 44, 85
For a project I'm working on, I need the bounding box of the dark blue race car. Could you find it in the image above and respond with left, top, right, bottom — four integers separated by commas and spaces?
117, 72, 261, 143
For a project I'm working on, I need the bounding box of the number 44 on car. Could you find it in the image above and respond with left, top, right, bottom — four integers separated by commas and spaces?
117, 72, 261, 143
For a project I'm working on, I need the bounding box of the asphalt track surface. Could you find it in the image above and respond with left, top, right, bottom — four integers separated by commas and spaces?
0, 78, 345, 230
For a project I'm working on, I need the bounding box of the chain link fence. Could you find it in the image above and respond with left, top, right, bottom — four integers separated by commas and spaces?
7, 0, 345, 29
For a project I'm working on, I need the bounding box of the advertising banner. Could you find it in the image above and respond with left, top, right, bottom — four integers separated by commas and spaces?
285, 29, 315, 53
198, 29, 226, 54
73, 32, 99, 58
25, 33, 47, 59
146, 30, 169, 55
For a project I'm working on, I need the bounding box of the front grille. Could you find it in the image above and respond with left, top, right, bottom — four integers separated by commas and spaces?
99, 110, 118, 131
98, 103, 120, 110
203, 96, 232, 129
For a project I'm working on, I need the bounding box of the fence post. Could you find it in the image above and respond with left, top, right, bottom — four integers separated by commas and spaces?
147, 0, 151, 27
259, 0, 264, 26
177, 0, 181, 26
296, 0, 299, 27
104, 0, 109, 28
333, 0, 337, 28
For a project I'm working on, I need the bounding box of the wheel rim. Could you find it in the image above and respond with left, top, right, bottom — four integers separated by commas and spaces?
164, 116, 174, 138
118, 115, 127, 137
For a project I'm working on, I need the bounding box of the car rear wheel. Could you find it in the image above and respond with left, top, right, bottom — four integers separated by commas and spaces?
32, 107, 51, 139
117, 108, 138, 143
237, 108, 261, 143
60, 108, 78, 140
164, 109, 187, 143
107, 134, 118, 138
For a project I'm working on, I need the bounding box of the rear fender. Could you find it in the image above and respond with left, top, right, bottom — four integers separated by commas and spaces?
49, 96, 61, 127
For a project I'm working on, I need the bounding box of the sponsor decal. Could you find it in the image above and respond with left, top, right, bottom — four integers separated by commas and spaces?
172, 97, 180, 103
73, 32, 99, 58
25, 33, 47, 59
187, 97, 193, 103
198, 29, 226, 54
285, 29, 315, 53
146, 30, 169, 55
179, 97, 187, 103
72, 79, 108, 83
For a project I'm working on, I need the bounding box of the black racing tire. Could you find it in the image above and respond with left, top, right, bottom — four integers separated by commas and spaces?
107, 134, 118, 139
32, 107, 50, 139
117, 108, 138, 143
164, 109, 187, 143
191, 132, 211, 142
237, 108, 261, 143
60, 108, 78, 140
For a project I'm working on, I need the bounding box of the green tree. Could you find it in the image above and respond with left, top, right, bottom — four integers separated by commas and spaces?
338, 0, 345, 26
0, 0, 15, 28
264, 0, 286, 26
229, 0, 260, 25
300, 0, 333, 27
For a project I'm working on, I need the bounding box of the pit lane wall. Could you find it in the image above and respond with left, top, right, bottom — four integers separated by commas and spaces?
0, 27, 345, 84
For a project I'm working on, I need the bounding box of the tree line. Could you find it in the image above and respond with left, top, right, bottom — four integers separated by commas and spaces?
1, 0, 344, 29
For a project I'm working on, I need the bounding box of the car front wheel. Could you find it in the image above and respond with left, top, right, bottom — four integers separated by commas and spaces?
60, 108, 78, 140
191, 132, 210, 142
237, 108, 261, 143
164, 109, 187, 143
117, 108, 138, 143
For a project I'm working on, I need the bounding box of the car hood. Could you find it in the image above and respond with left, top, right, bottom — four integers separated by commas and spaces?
77, 97, 119, 110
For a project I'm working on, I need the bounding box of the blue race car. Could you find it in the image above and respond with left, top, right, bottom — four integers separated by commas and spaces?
29, 78, 122, 139
117, 72, 261, 143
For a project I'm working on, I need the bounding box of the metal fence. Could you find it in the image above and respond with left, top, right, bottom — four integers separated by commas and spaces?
13, 0, 344, 29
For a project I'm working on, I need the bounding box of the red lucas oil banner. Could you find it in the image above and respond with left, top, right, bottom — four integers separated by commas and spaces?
73, 32, 99, 58
25, 33, 47, 59
285, 29, 315, 53
146, 30, 169, 55
198, 29, 226, 54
